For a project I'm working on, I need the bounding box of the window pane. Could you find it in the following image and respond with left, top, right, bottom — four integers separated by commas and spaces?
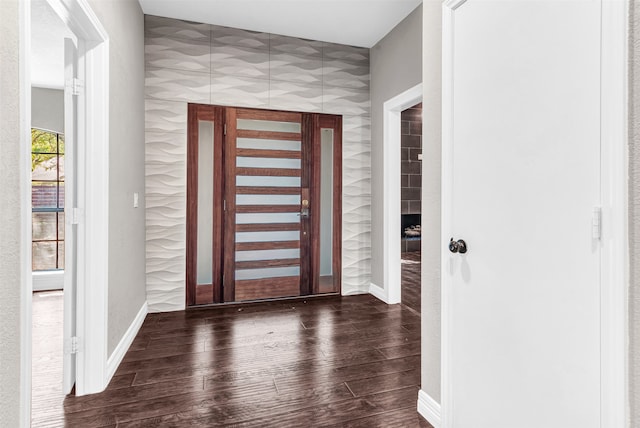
32, 182, 58, 209
235, 266, 300, 280
236, 176, 301, 187
236, 157, 300, 169
236, 194, 300, 206
197, 120, 214, 285
237, 138, 301, 151
57, 242, 65, 270
58, 183, 65, 209
32, 129, 65, 273
32, 212, 57, 241
31, 154, 57, 179
235, 248, 300, 262
236, 231, 300, 243
236, 212, 301, 224
31, 129, 58, 153
32, 242, 57, 271
58, 212, 65, 240
58, 156, 65, 182
237, 119, 300, 133
319, 128, 334, 277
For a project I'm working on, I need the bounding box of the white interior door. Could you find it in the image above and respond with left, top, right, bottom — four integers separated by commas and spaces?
62, 37, 77, 395
442, 1, 602, 427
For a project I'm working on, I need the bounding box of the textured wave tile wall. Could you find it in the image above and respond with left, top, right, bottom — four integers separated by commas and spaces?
342, 115, 372, 293
145, 15, 371, 312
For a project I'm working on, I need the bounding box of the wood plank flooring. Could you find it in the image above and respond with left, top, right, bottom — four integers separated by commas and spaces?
32, 263, 428, 427
401, 251, 421, 315
32, 291, 65, 427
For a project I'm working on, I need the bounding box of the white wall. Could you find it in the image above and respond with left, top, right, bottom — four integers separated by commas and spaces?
370, 5, 423, 287
87, 0, 147, 356
629, 0, 640, 422
31, 87, 63, 133
0, 0, 24, 425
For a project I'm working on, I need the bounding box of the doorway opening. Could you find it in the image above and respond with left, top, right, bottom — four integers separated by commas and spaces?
380, 83, 422, 305
400, 103, 422, 314
30, 126, 68, 423
186, 105, 343, 306
30, 0, 76, 423
21, 0, 110, 424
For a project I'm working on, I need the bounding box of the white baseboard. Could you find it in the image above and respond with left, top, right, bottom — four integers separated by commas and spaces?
342, 289, 369, 296
369, 282, 389, 303
417, 389, 441, 428
32, 271, 64, 291
105, 301, 147, 385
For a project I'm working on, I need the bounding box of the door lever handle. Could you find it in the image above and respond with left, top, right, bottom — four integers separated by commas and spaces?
449, 238, 468, 254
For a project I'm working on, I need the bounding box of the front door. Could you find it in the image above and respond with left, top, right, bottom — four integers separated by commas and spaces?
443, 0, 601, 426
187, 106, 341, 305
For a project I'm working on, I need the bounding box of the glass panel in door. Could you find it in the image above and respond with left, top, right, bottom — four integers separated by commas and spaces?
319, 128, 334, 292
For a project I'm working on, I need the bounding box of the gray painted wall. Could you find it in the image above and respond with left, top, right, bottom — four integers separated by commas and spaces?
31, 87, 64, 134
421, 0, 443, 403
0, 0, 23, 425
370, 5, 423, 287
144, 16, 372, 312
630, 1, 639, 423
87, 0, 147, 356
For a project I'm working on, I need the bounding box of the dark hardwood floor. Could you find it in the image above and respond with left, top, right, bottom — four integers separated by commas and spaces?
32, 268, 428, 427
401, 251, 421, 315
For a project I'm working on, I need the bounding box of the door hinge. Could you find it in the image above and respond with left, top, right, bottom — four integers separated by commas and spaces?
592, 207, 602, 240
223, 199, 226, 211
66, 78, 84, 96
70, 207, 83, 225
224, 124, 227, 135
64, 336, 82, 355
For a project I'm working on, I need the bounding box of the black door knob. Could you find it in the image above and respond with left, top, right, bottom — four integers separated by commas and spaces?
449, 238, 468, 254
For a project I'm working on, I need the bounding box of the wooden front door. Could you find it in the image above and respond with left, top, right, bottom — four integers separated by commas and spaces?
187, 105, 341, 306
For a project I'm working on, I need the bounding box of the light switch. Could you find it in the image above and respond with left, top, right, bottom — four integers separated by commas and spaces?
417, 153, 423, 161
133, 192, 139, 208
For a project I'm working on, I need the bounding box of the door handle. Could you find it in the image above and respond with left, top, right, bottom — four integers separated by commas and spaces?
449, 238, 468, 254
300, 199, 310, 218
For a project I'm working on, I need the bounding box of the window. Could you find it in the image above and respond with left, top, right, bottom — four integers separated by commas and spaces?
31, 128, 65, 271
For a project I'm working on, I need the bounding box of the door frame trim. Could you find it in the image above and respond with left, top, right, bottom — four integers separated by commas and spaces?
379, 83, 423, 304
20, 0, 110, 422
440, 1, 629, 426
599, 0, 629, 426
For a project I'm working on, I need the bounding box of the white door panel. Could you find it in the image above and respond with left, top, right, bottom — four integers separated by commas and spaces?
444, 1, 601, 427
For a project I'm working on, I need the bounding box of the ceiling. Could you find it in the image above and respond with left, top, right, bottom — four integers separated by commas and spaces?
31, 0, 75, 89
30, 0, 422, 88
138, 0, 423, 48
